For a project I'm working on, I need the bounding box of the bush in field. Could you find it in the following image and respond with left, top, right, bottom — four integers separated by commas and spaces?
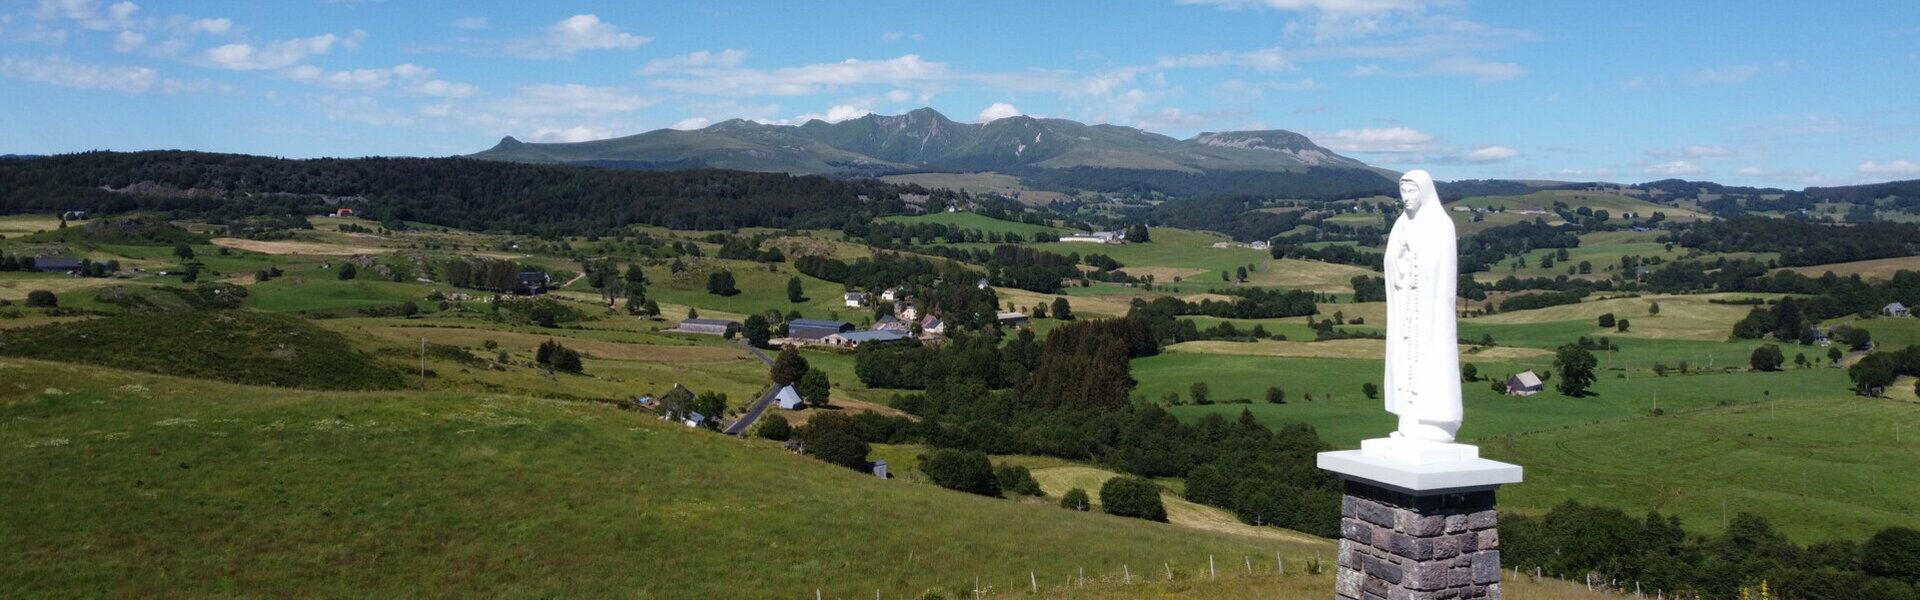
1100, 477, 1166, 522
920, 449, 1000, 497
1060, 488, 1091, 511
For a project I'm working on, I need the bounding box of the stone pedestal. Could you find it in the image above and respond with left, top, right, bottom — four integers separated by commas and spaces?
1319, 445, 1520, 600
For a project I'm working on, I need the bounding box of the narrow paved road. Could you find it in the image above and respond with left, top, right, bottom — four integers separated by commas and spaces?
722, 340, 779, 436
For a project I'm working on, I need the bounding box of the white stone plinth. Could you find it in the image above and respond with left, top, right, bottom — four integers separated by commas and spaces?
1319, 442, 1522, 494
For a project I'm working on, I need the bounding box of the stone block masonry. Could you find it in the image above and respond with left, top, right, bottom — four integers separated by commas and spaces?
1335, 479, 1502, 600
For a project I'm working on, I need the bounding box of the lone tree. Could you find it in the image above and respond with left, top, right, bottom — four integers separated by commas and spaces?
795, 412, 869, 470
1749, 344, 1786, 372
705, 270, 738, 296
1189, 381, 1211, 405
799, 368, 831, 408
1126, 224, 1150, 243
1616, 318, 1630, 333
173, 244, 194, 261
1361, 382, 1380, 400
1052, 297, 1074, 321
742, 314, 771, 348
536, 339, 584, 374
24, 290, 57, 307
1100, 477, 1168, 522
1553, 344, 1598, 397
692, 392, 727, 429
755, 414, 791, 441
1265, 386, 1286, 404
337, 262, 357, 280
1598, 313, 1616, 328
771, 346, 810, 386
1060, 488, 1092, 511
786, 276, 805, 303
921, 449, 1000, 497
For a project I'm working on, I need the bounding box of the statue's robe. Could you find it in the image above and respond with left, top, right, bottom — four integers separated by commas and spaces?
1382, 171, 1463, 442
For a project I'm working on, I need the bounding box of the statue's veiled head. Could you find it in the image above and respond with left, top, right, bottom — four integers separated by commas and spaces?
1398, 169, 1439, 216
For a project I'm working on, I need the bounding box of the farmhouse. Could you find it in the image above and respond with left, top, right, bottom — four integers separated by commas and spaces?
896, 303, 920, 321
1060, 231, 1124, 244
843, 291, 868, 307
773, 385, 804, 410
31, 256, 83, 274
873, 314, 909, 332
880, 287, 901, 301
824, 329, 909, 348
997, 311, 1031, 326
676, 318, 742, 336
1885, 302, 1909, 318
682, 411, 708, 428
788, 318, 855, 340
517, 271, 550, 295
333, 208, 356, 217
61, 210, 87, 221
1506, 371, 1544, 396
919, 315, 946, 335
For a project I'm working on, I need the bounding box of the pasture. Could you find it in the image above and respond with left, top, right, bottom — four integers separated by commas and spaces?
878, 211, 1076, 237
0, 359, 1327, 600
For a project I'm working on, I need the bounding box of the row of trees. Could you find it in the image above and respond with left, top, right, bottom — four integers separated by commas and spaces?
1505, 501, 1920, 600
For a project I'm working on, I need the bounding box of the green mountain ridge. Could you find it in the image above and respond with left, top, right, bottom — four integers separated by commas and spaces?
467, 107, 1395, 189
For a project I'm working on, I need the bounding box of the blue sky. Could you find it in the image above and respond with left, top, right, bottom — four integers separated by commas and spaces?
1, 0, 1916, 187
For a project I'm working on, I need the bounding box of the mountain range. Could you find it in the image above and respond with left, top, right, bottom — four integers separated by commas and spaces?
467, 108, 1398, 198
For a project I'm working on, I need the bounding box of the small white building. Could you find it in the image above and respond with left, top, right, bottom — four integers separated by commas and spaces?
1506, 371, 1544, 396
880, 288, 901, 302
1060, 231, 1124, 244
773, 385, 804, 410
919, 315, 946, 335
997, 311, 1031, 326
682, 411, 708, 428
1885, 302, 1910, 318
844, 291, 868, 308
823, 329, 910, 348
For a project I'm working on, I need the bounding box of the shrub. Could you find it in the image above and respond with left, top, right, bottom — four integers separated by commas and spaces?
1060, 488, 1091, 511
994, 464, 1042, 496
24, 290, 57, 307
920, 449, 1000, 497
795, 412, 869, 470
1099, 476, 1167, 522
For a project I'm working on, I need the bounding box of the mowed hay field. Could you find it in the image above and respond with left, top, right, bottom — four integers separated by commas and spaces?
1466, 294, 1755, 341
1020, 464, 1323, 545
1487, 395, 1920, 543
1243, 259, 1378, 293
0, 359, 1330, 600
1776, 255, 1920, 280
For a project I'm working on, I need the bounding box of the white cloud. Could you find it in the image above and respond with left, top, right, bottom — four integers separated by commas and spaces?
669, 117, 710, 130
452, 16, 488, 30
188, 17, 230, 35
1690, 64, 1762, 85
1465, 145, 1519, 162
1682, 145, 1733, 158
506, 14, 649, 60
638, 49, 748, 75
1315, 127, 1439, 153
1155, 47, 1293, 72
111, 29, 144, 52
1858, 160, 1920, 175
1347, 56, 1525, 83
651, 54, 948, 96
879, 31, 923, 43
201, 31, 364, 70
792, 104, 873, 123
0, 54, 156, 93
1176, 0, 1433, 12
488, 83, 649, 117
977, 102, 1022, 122
527, 125, 612, 143
280, 63, 478, 98
1645, 160, 1707, 176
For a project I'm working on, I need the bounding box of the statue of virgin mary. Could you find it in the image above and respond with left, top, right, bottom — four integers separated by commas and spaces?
1382, 170, 1463, 444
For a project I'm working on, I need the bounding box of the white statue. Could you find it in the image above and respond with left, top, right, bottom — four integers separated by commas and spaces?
1382, 170, 1462, 444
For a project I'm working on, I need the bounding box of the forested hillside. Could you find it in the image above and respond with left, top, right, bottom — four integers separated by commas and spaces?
0, 151, 922, 235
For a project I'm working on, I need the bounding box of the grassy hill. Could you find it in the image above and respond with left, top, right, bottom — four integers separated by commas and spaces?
878, 211, 1076, 237
0, 311, 405, 390
0, 358, 1625, 599
0, 359, 1310, 599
